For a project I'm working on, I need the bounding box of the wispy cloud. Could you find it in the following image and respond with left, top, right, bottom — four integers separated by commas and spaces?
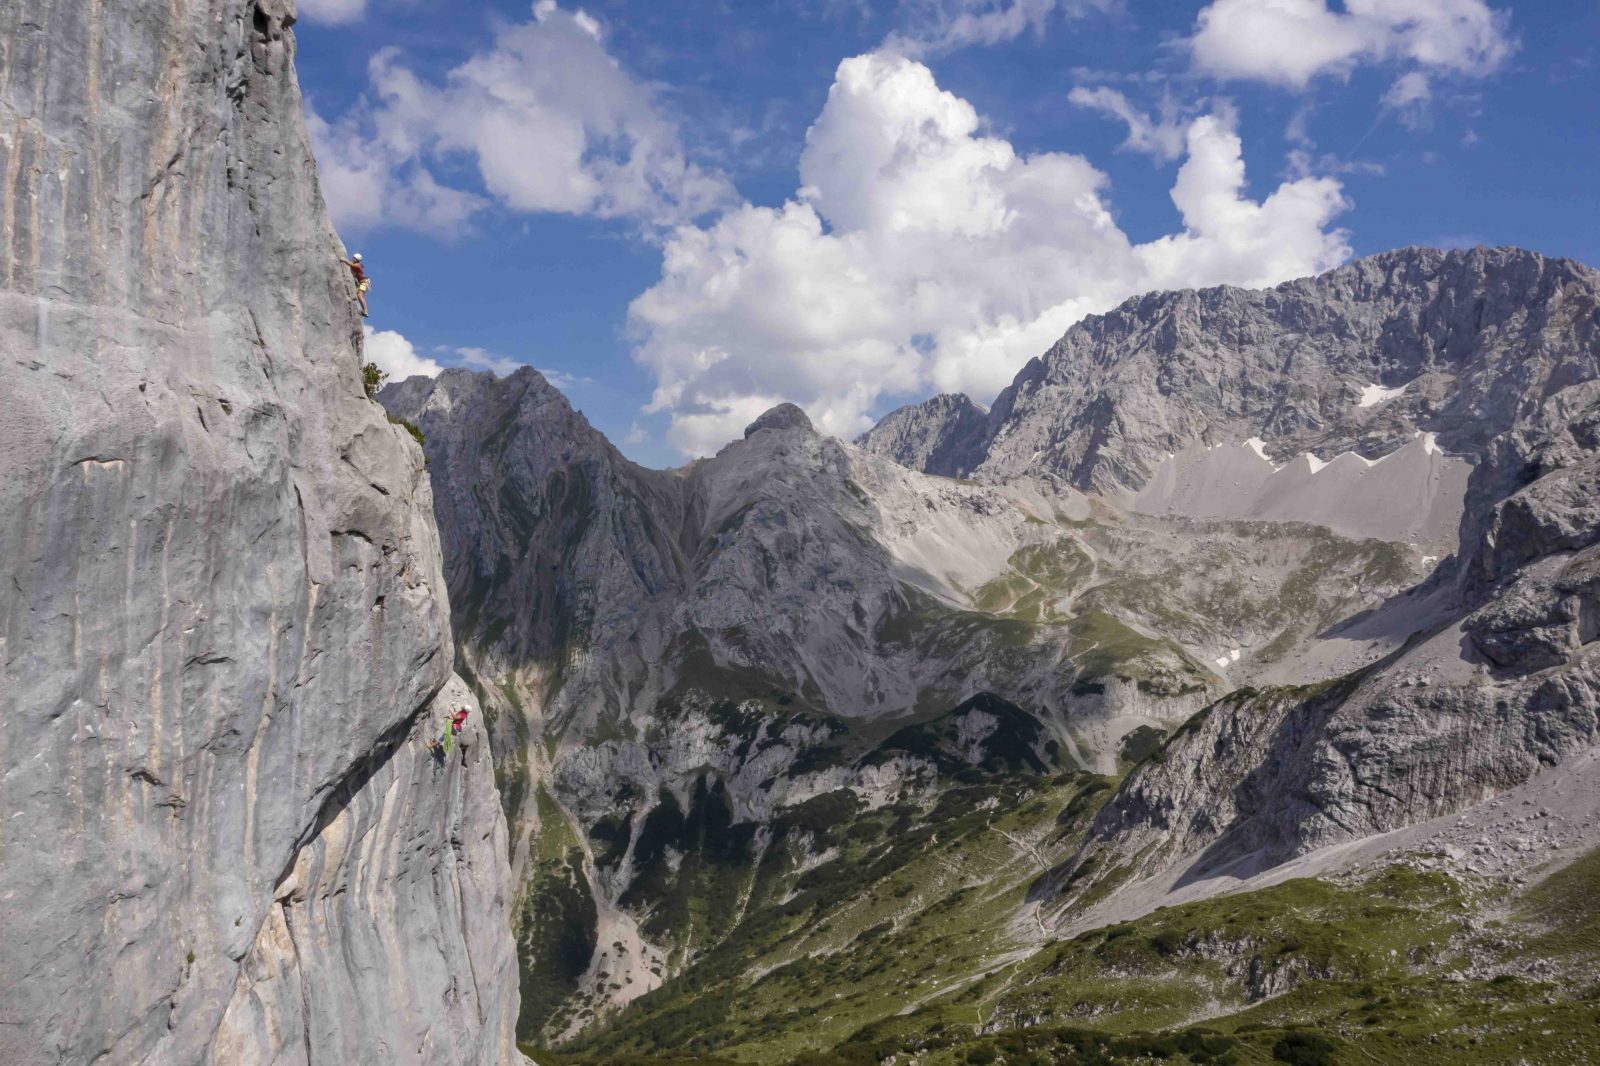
298, 0, 367, 25
538, 368, 595, 391
362, 330, 596, 390
448, 345, 593, 389
1067, 86, 1191, 162
453, 347, 527, 377
1382, 70, 1434, 129
887, 0, 1118, 54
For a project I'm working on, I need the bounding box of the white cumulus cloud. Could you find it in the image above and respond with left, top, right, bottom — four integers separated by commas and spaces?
1189, 0, 1515, 89
308, 106, 484, 236
1133, 112, 1349, 291
310, 2, 732, 234
630, 51, 1350, 457
363, 325, 445, 381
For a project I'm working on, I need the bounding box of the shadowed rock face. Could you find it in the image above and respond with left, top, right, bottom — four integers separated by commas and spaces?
0, 2, 521, 1064
856, 392, 989, 477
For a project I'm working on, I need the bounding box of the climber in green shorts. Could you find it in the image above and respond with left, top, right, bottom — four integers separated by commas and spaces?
427, 707, 470, 759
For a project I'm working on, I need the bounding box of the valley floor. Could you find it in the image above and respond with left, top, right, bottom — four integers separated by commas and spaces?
523, 751, 1600, 1066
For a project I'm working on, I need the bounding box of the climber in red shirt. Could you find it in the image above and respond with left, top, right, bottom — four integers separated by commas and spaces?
427, 709, 470, 761
340, 252, 370, 317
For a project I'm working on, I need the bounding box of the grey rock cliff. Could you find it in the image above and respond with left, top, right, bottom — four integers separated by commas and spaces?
215, 679, 520, 1065
0, 2, 521, 1063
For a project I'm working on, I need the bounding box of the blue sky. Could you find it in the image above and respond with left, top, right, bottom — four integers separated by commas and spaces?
294, 0, 1599, 467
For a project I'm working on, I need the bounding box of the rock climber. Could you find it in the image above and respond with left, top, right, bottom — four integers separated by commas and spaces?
340, 252, 370, 317
428, 708, 471, 760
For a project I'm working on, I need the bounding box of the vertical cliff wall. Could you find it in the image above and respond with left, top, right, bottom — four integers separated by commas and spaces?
0, 1, 521, 1063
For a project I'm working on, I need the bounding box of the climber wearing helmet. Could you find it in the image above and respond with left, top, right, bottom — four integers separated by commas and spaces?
340, 252, 370, 317
427, 708, 471, 762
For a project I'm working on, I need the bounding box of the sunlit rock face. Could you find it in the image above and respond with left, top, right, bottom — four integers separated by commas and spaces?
0, 2, 522, 1063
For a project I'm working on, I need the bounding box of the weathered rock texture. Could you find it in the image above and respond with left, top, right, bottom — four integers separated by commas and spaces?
0, 2, 521, 1063
214, 677, 519, 1064
852, 246, 1600, 921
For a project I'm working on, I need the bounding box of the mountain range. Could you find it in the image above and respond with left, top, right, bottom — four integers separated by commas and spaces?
383, 246, 1600, 1062
5, 2, 1599, 1063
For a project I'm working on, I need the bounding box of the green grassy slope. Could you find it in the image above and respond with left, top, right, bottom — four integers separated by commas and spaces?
536, 841, 1600, 1066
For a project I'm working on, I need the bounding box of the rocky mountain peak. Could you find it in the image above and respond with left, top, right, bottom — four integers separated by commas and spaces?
856, 391, 990, 476
744, 401, 816, 437
863, 245, 1600, 496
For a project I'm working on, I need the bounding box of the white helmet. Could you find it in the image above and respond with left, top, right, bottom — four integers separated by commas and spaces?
352, 252, 363, 261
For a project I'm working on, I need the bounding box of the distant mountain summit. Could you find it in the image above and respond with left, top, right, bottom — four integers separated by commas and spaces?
855, 392, 989, 475
860, 246, 1600, 494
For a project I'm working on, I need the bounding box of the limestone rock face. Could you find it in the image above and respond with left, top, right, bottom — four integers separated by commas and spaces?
214, 679, 519, 1065
0, 2, 521, 1063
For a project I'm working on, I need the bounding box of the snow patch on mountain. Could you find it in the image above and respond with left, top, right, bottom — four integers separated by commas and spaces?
1358, 381, 1411, 407
1134, 432, 1470, 544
